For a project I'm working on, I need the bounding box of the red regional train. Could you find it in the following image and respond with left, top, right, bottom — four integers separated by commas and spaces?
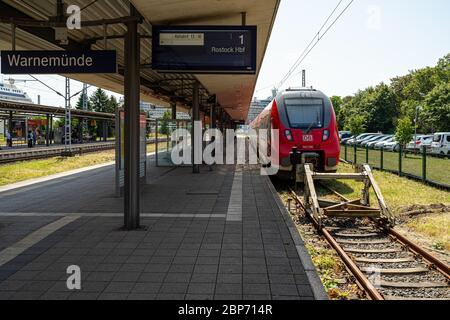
251, 88, 340, 175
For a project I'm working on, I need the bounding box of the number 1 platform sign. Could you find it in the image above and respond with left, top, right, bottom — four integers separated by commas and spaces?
152, 26, 257, 74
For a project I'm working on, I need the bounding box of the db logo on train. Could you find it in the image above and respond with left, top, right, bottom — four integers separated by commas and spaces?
303, 134, 314, 142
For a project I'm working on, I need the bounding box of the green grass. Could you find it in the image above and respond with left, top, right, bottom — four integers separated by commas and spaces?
0, 144, 159, 187
341, 145, 450, 186
406, 213, 450, 251
322, 163, 450, 213
321, 163, 450, 254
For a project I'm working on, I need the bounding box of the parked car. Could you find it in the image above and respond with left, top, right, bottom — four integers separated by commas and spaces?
357, 134, 383, 146
367, 135, 393, 148
339, 131, 352, 140
347, 133, 380, 146
341, 136, 355, 145
373, 137, 395, 150
431, 132, 450, 157
361, 135, 389, 147
406, 135, 434, 151
383, 140, 400, 152
374, 137, 395, 150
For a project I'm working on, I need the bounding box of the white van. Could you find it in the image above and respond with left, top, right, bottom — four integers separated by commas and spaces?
431, 132, 450, 157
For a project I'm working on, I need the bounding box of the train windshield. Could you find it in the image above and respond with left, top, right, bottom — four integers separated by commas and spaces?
284, 98, 324, 129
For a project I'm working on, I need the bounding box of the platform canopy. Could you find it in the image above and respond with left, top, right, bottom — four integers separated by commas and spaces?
0, 0, 280, 121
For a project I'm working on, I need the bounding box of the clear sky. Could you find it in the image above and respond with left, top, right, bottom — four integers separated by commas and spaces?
2, 0, 450, 106
254, 0, 450, 100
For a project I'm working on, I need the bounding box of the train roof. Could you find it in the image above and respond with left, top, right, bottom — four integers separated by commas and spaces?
277, 88, 329, 100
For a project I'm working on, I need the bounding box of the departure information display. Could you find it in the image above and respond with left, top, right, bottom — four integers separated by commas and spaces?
152, 26, 257, 74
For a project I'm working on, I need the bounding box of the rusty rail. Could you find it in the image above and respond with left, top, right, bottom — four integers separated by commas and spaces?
289, 189, 385, 300
388, 228, 450, 280
321, 227, 384, 300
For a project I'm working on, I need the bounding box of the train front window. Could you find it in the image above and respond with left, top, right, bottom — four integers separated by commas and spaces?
284, 98, 324, 129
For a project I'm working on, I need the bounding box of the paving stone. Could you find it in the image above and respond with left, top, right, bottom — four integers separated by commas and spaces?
270, 284, 298, 296
0, 280, 28, 292
168, 264, 195, 273
144, 264, 171, 273
113, 272, 141, 282
127, 293, 157, 300
297, 284, 314, 297
69, 292, 100, 300
156, 293, 185, 300
214, 294, 243, 300
243, 283, 271, 295
215, 283, 242, 295
190, 273, 217, 283
98, 292, 130, 300
243, 294, 271, 300
86, 272, 116, 282
119, 264, 146, 273
165, 273, 191, 283
9, 291, 44, 300
39, 291, 71, 300
160, 283, 188, 294
0, 165, 322, 301
243, 274, 269, 284
217, 273, 242, 284
81, 281, 109, 293
138, 273, 165, 283
187, 283, 215, 295
104, 282, 135, 293
132, 282, 161, 294
194, 264, 219, 274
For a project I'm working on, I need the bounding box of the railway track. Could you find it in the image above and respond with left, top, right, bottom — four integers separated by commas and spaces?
0, 139, 166, 164
286, 183, 450, 300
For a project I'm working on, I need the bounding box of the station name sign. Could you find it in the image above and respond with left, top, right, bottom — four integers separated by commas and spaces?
1, 50, 117, 74
152, 26, 257, 74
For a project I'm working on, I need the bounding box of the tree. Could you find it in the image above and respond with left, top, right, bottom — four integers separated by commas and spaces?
159, 110, 172, 136
75, 93, 92, 111
345, 115, 366, 141
395, 117, 414, 156
422, 83, 450, 133
90, 88, 110, 113
330, 96, 344, 129
105, 95, 119, 114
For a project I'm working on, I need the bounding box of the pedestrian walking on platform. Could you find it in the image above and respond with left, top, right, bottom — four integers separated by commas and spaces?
6, 131, 12, 148
27, 130, 34, 148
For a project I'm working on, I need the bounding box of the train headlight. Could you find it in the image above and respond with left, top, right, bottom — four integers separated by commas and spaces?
323, 130, 330, 141
285, 130, 294, 142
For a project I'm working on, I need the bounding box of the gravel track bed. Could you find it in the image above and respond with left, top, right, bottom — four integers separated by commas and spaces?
381, 271, 449, 284
359, 261, 426, 269
276, 184, 450, 300
381, 287, 450, 299
338, 242, 404, 250
350, 252, 411, 259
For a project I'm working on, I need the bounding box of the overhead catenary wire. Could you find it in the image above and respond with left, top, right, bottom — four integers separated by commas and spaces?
276, 0, 345, 89
255, 0, 355, 94
290, 0, 356, 80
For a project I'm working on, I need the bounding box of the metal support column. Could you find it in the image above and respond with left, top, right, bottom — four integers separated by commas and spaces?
192, 81, 200, 174
64, 77, 72, 154
103, 121, 108, 142
8, 111, 13, 148
46, 114, 50, 146
211, 101, 217, 129
171, 101, 177, 120
49, 115, 53, 145
124, 5, 141, 230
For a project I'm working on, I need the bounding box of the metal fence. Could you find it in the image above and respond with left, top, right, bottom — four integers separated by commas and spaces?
341, 144, 450, 191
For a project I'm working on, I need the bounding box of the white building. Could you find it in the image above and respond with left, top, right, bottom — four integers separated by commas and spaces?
247, 89, 277, 124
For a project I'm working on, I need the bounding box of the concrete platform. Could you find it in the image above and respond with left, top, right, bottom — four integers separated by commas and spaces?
0, 157, 327, 300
